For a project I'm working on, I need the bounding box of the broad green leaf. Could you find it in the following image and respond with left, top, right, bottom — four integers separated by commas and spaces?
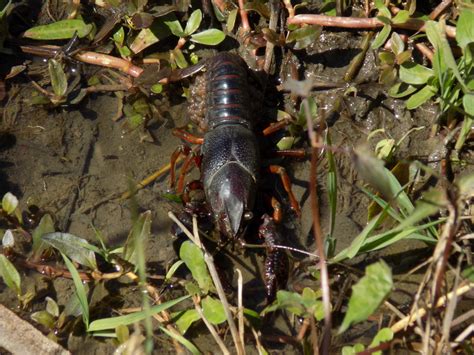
388, 82, 417, 98
164, 19, 185, 37
391, 10, 409, 24
369, 328, 394, 355
406, 85, 437, 109
172, 48, 188, 69
462, 266, 474, 282
43, 232, 98, 270
389, 32, 404, 55
456, 9, 474, 49
353, 147, 414, 214
371, 24, 391, 49
297, 97, 318, 126
287, 25, 321, 50
339, 261, 392, 333
276, 136, 296, 150
226, 9, 238, 32
62, 253, 89, 329
463, 93, 474, 116
46, 296, 60, 317
2, 192, 17, 214
2, 229, 14, 247
24, 19, 93, 40
32, 214, 55, 257
113, 26, 125, 46
179, 241, 213, 293
190, 29, 225, 45
202, 296, 226, 325
130, 28, 160, 54
174, 309, 200, 334
115, 324, 129, 344
48, 59, 67, 97
0, 254, 21, 295
457, 171, 474, 199
342, 344, 365, 355
184, 9, 202, 36
399, 62, 434, 85
88, 295, 190, 331
122, 211, 151, 265
31, 310, 55, 329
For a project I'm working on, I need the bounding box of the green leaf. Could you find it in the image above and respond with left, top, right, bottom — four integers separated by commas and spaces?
202, 296, 226, 324
353, 147, 414, 214
287, 25, 321, 50
388, 82, 417, 98
462, 266, 474, 282
371, 24, 391, 49
184, 9, 202, 36
226, 9, 238, 32
190, 29, 225, 45
174, 309, 200, 334
0, 254, 21, 296
342, 344, 365, 355
391, 10, 409, 24
122, 211, 151, 265
24, 19, 93, 40
172, 48, 188, 69
395, 187, 447, 232
166, 260, 185, 280
43, 232, 98, 270
297, 97, 318, 126
164, 19, 185, 37
62, 253, 89, 329
406, 84, 437, 109
46, 296, 60, 317
32, 214, 55, 257
159, 325, 200, 355
88, 295, 190, 331
276, 136, 296, 150
339, 260, 392, 333
369, 328, 394, 355
48, 59, 68, 97
2, 192, 18, 215
389, 32, 404, 55
31, 310, 56, 329
331, 213, 383, 263
463, 93, 474, 116
179, 241, 213, 293
399, 62, 434, 85
456, 9, 474, 49
426, 21, 466, 90
457, 171, 474, 199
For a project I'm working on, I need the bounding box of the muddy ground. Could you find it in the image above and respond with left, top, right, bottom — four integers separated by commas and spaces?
0, 22, 472, 355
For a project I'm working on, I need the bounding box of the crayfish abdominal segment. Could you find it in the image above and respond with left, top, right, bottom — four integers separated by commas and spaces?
194, 52, 260, 240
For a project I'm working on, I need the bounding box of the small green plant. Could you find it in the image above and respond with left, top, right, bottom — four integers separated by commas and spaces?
388, 8, 474, 150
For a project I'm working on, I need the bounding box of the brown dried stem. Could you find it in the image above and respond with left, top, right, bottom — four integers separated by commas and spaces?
430, 0, 453, 20
304, 98, 331, 353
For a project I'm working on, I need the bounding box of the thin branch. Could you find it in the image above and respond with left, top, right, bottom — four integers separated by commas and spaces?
287, 14, 456, 38
390, 282, 474, 333
193, 296, 231, 355
430, 0, 453, 20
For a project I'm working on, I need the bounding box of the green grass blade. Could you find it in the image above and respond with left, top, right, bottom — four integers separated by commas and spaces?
159, 325, 201, 355
61, 253, 89, 329
88, 295, 190, 332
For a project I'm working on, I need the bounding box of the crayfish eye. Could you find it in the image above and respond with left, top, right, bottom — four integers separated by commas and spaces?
243, 211, 253, 221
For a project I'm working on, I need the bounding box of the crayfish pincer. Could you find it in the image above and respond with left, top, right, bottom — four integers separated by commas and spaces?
170, 52, 300, 301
